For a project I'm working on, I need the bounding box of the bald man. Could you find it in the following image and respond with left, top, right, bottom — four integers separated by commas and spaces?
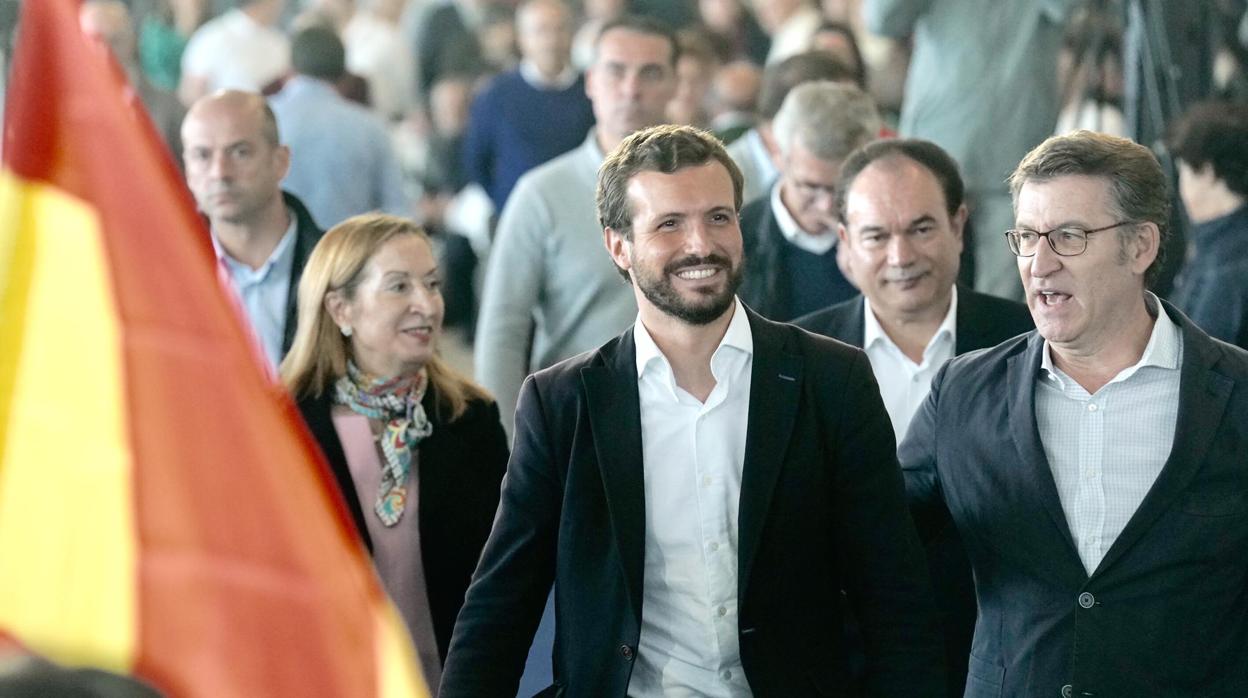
79, 0, 185, 157
181, 91, 324, 368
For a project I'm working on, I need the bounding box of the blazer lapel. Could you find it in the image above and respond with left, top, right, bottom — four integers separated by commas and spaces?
581, 331, 647, 625
738, 312, 802, 602
955, 287, 988, 354
1094, 314, 1234, 575
298, 392, 372, 552
1006, 335, 1082, 566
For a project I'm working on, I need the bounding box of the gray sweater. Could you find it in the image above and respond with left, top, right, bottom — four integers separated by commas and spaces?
474, 131, 638, 435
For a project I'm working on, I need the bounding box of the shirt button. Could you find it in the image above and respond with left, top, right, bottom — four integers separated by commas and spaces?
702, 475, 712, 486
1061, 685, 1073, 698
1087, 403, 1098, 412
619, 644, 634, 660
1078, 592, 1096, 609
717, 605, 727, 617
710, 542, 720, 552
721, 669, 732, 680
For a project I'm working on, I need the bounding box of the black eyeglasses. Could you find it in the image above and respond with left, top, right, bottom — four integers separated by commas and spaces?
1004, 221, 1137, 257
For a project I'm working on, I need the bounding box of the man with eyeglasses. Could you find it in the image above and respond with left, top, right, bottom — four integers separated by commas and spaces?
901, 130, 1248, 697
737, 80, 877, 321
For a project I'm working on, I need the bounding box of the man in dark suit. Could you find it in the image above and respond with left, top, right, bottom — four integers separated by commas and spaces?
181, 90, 323, 369
441, 125, 944, 697
902, 130, 1248, 697
794, 138, 1033, 696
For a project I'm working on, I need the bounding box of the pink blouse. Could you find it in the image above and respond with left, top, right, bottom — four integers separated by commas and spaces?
332, 408, 442, 690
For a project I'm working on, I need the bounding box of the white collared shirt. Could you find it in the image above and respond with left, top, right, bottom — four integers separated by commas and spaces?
1035, 294, 1183, 574
213, 211, 297, 369
769, 180, 838, 255
518, 60, 580, 91
627, 298, 754, 698
862, 287, 958, 442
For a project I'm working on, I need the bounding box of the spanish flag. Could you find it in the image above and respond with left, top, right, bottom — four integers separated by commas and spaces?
0, 1, 427, 695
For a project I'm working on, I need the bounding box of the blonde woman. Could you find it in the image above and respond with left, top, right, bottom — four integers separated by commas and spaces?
282, 214, 507, 687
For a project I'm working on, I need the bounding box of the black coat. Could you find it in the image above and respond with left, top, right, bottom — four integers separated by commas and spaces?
279, 191, 323, 357
902, 300, 1248, 697
297, 387, 509, 661
794, 287, 1034, 697
440, 307, 945, 697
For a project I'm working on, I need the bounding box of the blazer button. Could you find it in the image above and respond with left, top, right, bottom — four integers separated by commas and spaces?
620, 644, 634, 661
1061, 685, 1072, 698
1078, 592, 1095, 609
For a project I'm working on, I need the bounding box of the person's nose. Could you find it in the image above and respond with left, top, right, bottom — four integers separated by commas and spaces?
618, 70, 643, 100
207, 150, 232, 179
1028, 236, 1062, 278
887, 232, 916, 267
684, 220, 715, 256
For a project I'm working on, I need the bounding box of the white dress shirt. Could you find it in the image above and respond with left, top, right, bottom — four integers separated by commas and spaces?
1035, 295, 1183, 574
862, 288, 958, 442
627, 299, 754, 698
769, 181, 838, 254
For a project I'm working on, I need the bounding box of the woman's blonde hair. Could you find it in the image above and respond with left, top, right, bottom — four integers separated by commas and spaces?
280, 213, 488, 421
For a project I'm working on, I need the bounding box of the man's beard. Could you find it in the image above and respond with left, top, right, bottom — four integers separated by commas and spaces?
632, 252, 744, 325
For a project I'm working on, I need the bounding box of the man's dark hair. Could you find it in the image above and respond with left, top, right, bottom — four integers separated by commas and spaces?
1169, 101, 1248, 198
597, 125, 743, 278
1009, 130, 1170, 286
757, 51, 859, 119
291, 26, 346, 81
837, 138, 965, 222
594, 14, 680, 67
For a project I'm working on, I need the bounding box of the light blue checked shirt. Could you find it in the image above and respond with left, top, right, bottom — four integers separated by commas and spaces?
1036, 294, 1183, 575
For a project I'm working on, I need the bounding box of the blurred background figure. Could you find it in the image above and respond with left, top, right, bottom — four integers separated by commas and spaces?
738, 80, 879, 320
752, 0, 822, 65
179, 0, 290, 105
666, 28, 720, 128
134, 0, 206, 93
282, 214, 508, 690
344, 0, 416, 122
463, 0, 594, 213
811, 19, 866, 88
79, 0, 187, 159
706, 58, 762, 143
269, 26, 410, 229
1055, 4, 1126, 135
865, 0, 1078, 301
571, 0, 629, 69
728, 50, 862, 204
1168, 100, 1248, 350
410, 0, 491, 108
697, 0, 770, 65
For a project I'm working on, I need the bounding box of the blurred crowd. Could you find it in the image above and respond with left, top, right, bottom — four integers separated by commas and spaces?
4, 0, 1239, 358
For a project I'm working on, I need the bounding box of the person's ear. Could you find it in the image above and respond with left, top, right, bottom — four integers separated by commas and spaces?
603, 226, 633, 279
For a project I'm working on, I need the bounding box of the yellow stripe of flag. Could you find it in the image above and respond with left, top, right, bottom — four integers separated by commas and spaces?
0, 170, 137, 672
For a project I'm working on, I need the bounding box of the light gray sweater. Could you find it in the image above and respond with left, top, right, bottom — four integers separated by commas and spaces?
474, 131, 638, 435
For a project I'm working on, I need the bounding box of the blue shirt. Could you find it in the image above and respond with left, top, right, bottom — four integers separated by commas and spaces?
214, 212, 297, 369
268, 76, 409, 228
